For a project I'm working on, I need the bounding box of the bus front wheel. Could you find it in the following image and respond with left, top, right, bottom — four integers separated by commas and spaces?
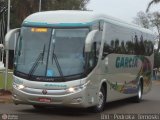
92, 86, 106, 112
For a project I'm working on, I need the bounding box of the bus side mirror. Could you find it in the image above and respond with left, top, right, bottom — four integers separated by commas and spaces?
85, 30, 98, 52
5, 28, 20, 50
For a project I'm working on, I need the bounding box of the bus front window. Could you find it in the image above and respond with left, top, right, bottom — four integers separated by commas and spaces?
14, 27, 89, 81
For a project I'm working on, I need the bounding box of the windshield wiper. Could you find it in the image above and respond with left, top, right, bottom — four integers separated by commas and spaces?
51, 42, 64, 80
42, 45, 45, 63
28, 44, 45, 78
52, 53, 64, 78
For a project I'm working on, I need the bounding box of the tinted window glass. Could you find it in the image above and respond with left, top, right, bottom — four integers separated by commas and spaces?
103, 23, 154, 57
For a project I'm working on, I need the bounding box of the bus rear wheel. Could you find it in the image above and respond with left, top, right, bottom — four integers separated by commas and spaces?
92, 86, 106, 112
133, 80, 143, 103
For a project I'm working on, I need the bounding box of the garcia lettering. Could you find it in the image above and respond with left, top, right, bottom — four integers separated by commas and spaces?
116, 57, 138, 68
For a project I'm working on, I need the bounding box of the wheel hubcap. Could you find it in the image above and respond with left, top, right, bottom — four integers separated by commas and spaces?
97, 91, 104, 109
138, 85, 142, 99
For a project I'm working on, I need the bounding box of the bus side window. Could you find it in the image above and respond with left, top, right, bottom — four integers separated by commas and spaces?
88, 31, 102, 70
93, 32, 103, 59
102, 41, 113, 59
95, 41, 101, 58
102, 43, 109, 59
88, 42, 96, 70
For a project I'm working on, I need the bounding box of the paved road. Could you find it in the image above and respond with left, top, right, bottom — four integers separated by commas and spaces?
0, 81, 160, 120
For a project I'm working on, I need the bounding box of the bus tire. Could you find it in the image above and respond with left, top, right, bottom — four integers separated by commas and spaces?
92, 86, 106, 112
133, 80, 143, 103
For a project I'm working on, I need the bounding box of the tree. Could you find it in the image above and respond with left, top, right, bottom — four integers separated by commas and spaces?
11, 0, 39, 28
154, 51, 160, 67
0, 0, 7, 44
146, 0, 160, 12
0, 0, 7, 12
133, 11, 150, 29
120, 41, 126, 53
134, 11, 160, 67
10, 0, 90, 28
134, 35, 141, 55
133, 12, 160, 53
43, 0, 89, 10
115, 39, 120, 53
148, 12, 160, 52
126, 41, 134, 54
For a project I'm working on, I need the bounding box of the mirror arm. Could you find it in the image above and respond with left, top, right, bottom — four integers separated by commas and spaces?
85, 30, 98, 52
5, 28, 20, 50
4, 28, 20, 91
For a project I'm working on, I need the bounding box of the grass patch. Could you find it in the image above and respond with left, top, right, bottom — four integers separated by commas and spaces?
0, 70, 13, 90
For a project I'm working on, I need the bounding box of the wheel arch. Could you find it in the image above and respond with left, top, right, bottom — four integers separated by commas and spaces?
100, 80, 107, 102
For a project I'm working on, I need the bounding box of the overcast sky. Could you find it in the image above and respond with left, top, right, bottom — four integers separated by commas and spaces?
87, 0, 160, 23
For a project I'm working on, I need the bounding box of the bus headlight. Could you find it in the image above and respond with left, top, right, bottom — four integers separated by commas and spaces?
14, 83, 25, 90
68, 87, 75, 92
67, 81, 90, 93
67, 86, 83, 93
18, 84, 25, 90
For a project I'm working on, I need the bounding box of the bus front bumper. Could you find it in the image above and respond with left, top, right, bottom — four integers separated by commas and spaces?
12, 85, 92, 108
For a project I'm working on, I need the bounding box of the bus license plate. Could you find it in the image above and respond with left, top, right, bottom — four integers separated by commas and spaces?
38, 98, 51, 103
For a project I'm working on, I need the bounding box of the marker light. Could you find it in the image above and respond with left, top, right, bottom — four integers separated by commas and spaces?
31, 28, 48, 32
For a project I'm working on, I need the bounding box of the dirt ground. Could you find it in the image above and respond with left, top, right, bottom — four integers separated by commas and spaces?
0, 89, 12, 103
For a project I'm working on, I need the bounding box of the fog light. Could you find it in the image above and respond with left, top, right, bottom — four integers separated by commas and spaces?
76, 97, 82, 103
73, 97, 82, 103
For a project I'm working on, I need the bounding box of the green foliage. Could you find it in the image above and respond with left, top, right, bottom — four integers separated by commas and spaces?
154, 51, 160, 67
0, 0, 6, 7
11, 0, 39, 28
0, 71, 13, 90
133, 11, 160, 67
42, 0, 89, 10
10, 0, 90, 28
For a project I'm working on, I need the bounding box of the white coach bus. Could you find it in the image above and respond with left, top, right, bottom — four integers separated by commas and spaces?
5, 11, 154, 112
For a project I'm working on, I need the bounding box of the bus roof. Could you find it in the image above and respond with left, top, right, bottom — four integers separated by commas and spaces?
23, 10, 154, 35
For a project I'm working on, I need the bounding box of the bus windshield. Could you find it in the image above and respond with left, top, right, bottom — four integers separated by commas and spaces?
14, 27, 89, 81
